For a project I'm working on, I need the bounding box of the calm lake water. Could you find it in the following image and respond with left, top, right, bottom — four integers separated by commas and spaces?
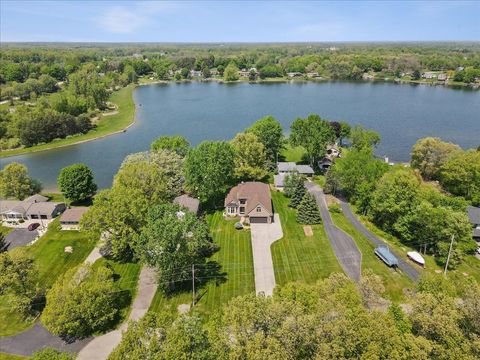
1, 81, 479, 191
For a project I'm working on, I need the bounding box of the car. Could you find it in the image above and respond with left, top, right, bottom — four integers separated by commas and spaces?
28, 223, 40, 231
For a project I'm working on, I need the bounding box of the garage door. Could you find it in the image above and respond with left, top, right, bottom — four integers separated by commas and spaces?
250, 217, 268, 224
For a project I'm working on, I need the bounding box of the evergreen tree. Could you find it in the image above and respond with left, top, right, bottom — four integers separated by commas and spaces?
296, 193, 322, 224
290, 181, 307, 208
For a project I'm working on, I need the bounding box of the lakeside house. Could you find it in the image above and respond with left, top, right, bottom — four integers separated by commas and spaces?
437, 73, 447, 81
318, 144, 342, 171
225, 182, 274, 224
287, 72, 304, 78
59, 207, 89, 230
0, 194, 66, 223
275, 162, 314, 190
174, 194, 200, 215
307, 72, 320, 78
467, 206, 480, 240
190, 70, 202, 77
422, 72, 437, 79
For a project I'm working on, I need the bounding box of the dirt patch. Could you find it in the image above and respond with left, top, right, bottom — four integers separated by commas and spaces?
177, 304, 191, 314
303, 226, 313, 237
325, 194, 339, 207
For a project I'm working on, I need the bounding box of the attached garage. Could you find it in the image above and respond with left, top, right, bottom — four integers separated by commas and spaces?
249, 216, 269, 224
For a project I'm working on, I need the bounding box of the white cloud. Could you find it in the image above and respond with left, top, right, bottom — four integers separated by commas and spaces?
96, 1, 176, 34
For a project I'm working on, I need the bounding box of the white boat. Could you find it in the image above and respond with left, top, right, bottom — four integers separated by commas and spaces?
407, 251, 425, 267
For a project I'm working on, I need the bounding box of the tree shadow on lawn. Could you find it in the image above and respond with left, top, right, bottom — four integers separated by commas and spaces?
160, 260, 227, 305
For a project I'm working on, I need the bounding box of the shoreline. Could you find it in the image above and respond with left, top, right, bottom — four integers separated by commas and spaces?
0, 85, 138, 159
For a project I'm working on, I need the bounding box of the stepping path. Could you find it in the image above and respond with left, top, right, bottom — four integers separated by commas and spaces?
76, 266, 158, 360
339, 199, 420, 282
305, 182, 362, 282
250, 214, 283, 296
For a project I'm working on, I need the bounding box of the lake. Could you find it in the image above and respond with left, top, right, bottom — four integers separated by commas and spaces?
1, 81, 479, 191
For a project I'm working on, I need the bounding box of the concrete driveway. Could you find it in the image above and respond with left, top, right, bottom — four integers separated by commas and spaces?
4, 229, 39, 251
305, 182, 362, 282
250, 214, 283, 296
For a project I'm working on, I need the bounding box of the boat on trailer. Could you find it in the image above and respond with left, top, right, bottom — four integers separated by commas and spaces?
374, 245, 399, 267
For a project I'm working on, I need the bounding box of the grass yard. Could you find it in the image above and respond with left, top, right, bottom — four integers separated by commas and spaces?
330, 211, 413, 302
280, 144, 306, 163
0, 353, 28, 360
271, 191, 343, 285
0, 219, 96, 336
149, 211, 254, 316
91, 258, 141, 330
0, 84, 136, 158
0, 225, 13, 237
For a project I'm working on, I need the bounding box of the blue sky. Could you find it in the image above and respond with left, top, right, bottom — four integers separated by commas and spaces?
2, 1, 479, 42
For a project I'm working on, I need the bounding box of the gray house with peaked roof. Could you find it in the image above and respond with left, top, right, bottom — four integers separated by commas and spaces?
467, 206, 480, 240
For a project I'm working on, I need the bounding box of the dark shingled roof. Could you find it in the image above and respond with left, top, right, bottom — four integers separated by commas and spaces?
174, 194, 200, 214
225, 182, 273, 215
467, 206, 480, 225
60, 207, 89, 223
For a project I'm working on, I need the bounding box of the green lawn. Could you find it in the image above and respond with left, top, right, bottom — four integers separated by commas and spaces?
91, 258, 141, 330
0, 219, 96, 336
0, 225, 13, 237
149, 211, 254, 316
330, 211, 413, 302
271, 191, 343, 285
0, 353, 28, 360
0, 84, 136, 158
280, 144, 306, 163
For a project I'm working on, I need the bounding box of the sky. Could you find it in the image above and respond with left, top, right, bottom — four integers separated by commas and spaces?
1, 1, 479, 43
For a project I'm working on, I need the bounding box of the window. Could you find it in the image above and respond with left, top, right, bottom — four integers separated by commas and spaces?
239, 207, 245, 214
240, 199, 246, 204
256, 206, 262, 212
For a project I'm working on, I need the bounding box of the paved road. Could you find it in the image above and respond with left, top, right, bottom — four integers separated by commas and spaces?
250, 214, 283, 296
0, 323, 91, 357
77, 266, 158, 360
305, 182, 362, 282
339, 199, 420, 282
4, 229, 38, 251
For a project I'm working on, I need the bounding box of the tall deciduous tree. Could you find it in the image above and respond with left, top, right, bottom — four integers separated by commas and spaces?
0, 162, 41, 200
0, 249, 41, 317
184, 141, 236, 205
248, 115, 284, 163
150, 135, 190, 157
440, 149, 480, 205
411, 137, 461, 180
135, 204, 216, 292
349, 125, 381, 154
223, 63, 239, 81
290, 114, 336, 166
231, 132, 268, 181
57, 163, 97, 202
42, 264, 119, 338
369, 168, 420, 231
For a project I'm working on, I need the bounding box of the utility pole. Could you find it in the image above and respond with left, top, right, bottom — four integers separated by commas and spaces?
192, 264, 195, 307
444, 235, 455, 277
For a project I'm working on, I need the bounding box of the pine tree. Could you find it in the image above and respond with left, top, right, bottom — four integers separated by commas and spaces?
297, 193, 322, 224
290, 180, 307, 208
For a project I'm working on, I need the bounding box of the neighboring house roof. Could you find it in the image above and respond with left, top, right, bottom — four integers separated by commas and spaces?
225, 182, 273, 215
467, 206, 480, 225
296, 165, 314, 175
274, 174, 286, 187
319, 157, 333, 164
26, 202, 64, 217
0, 200, 29, 215
60, 207, 89, 223
473, 228, 480, 238
277, 162, 297, 172
174, 194, 200, 214
24, 194, 49, 203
